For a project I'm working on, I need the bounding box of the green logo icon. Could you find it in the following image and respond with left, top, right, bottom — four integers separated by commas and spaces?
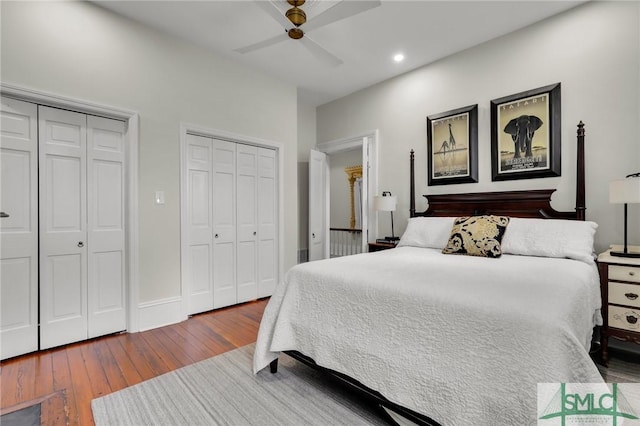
539, 383, 638, 425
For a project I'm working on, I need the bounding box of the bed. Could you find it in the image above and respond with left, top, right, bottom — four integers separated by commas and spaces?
253, 122, 604, 425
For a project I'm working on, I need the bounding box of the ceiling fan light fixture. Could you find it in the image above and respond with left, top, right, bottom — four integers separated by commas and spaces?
288, 27, 304, 39
286, 6, 306, 27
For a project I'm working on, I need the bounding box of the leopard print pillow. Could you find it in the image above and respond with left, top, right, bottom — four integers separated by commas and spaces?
442, 215, 510, 258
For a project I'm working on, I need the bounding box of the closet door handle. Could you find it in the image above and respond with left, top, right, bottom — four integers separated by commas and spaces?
312, 233, 316, 238
253, 231, 257, 236
0, 212, 9, 218
215, 234, 219, 238
77, 241, 84, 248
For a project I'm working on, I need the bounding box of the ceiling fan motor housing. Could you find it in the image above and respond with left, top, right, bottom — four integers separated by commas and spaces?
286, 7, 306, 27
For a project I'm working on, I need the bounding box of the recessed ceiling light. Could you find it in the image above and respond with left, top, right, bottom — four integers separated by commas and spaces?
393, 53, 405, 63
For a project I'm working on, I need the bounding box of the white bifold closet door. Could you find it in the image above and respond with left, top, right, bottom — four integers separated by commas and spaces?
184, 134, 277, 315
39, 106, 126, 350
0, 97, 39, 360
38, 106, 126, 349
256, 148, 277, 297
38, 106, 89, 349
212, 139, 237, 309
1, 99, 127, 359
236, 143, 258, 304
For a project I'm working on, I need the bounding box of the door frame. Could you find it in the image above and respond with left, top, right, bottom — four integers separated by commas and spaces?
1, 83, 141, 331
179, 122, 284, 318
316, 130, 379, 251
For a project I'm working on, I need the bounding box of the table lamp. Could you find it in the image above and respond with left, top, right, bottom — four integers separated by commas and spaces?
374, 191, 398, 241
609, 173, 640, 258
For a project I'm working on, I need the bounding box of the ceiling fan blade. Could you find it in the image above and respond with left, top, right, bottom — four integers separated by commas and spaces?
299, 36, 343, 67
234, 32, 289, 54
304, 0, 381, 33
253, 0, 292, 30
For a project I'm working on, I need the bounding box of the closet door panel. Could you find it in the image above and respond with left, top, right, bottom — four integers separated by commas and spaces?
87, 115, 126, 337
236, 144, 258, 303
39, 106, 88, 350
212, 139, 236, 309
258, 148, 277, 298
185, 135, 214, 314
0, 97, 39, 359
182, 138, 279, 312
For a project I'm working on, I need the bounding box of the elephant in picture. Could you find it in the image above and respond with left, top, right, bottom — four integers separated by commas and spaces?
503, 115, 543, 159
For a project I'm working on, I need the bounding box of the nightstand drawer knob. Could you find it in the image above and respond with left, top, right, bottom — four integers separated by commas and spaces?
627, 315, 638, 325
625, 292, 639, 300
630, 271, 636, 277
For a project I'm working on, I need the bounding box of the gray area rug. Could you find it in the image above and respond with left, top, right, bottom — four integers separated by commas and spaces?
91, 344, 387, 425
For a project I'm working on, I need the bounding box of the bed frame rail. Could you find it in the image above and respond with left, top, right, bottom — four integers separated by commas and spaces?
270, 352, 441, 426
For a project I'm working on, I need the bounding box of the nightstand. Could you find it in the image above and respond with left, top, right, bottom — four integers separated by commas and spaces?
368, 241, 397, 252
597, 247, 640, 366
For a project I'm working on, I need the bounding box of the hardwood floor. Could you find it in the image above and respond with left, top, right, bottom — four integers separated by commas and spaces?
0, 298, 268, 426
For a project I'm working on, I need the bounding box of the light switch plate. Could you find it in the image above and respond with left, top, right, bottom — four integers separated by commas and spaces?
155, 191, 165, 205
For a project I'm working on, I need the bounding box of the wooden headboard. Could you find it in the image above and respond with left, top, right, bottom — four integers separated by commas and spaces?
410, 121, 586, 220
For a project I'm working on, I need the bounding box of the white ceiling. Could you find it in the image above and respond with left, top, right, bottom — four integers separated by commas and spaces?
94, 0, 585, 106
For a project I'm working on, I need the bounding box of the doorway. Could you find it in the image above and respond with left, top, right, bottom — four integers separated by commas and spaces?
308, 131, 378, 262
329, 148, 363, 257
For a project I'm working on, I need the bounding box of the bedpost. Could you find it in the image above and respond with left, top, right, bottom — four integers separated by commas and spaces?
410, 150, 416, 218
576, 121, 586, 221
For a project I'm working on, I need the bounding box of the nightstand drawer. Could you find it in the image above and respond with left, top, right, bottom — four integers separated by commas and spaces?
609, 265, 640, 283
608, 305, 640, 332
609, 282, 640, 308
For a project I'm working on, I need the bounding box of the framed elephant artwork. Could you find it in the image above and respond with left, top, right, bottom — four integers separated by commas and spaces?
490, 83, 561, 181
426, 104, 478, 186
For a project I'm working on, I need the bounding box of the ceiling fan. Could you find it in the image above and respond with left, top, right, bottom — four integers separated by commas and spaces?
235, 0, 381, 67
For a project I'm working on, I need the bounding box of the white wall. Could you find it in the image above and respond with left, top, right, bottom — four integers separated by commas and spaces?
1, 2, 298, 310
317, 1, 640, 253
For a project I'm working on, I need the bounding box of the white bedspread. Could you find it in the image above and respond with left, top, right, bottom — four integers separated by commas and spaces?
254, 247, 604, 425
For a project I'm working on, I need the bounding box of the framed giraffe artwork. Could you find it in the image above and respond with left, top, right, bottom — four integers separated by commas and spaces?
490, 83, 561, 181
426, 104, 478, 186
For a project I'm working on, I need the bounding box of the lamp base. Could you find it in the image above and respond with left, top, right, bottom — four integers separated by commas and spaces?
610, 250, 640, 258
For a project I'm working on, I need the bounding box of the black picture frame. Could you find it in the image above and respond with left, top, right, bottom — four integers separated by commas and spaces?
426, 104, 478, 186
490, 83, 561, 181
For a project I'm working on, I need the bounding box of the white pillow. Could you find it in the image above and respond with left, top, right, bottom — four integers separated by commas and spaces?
398, 217, 456, 249
501, 217, 598, 263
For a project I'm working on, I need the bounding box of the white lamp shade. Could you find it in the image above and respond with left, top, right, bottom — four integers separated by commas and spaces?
610, 177, 640, 204
374, 195, 397, 212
